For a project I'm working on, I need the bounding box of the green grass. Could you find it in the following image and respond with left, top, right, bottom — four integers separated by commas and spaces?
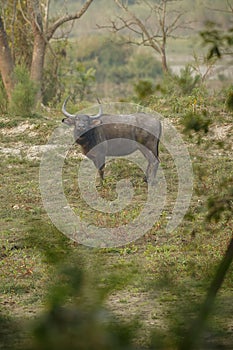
0, 97, 232, 349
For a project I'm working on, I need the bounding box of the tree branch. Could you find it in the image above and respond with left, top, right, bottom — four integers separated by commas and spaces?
46, 0, 94, 40
18, 0, 31, 26
99, 0, 191, 72
114, 0, 161, 52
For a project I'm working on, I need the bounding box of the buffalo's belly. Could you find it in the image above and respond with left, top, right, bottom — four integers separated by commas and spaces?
105, 139, 138, 156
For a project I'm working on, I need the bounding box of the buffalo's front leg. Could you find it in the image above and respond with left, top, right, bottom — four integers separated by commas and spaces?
90, 155, 106, 181
98, 163, 105, 180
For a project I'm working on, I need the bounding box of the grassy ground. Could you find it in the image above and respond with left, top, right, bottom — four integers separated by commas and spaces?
0, 97, 233, 349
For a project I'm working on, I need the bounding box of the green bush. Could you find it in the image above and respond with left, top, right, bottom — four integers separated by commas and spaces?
156, 65, 201, 97
95, 38, 132, 84
225, 86, 233, 111
176, 65, 201, 95
0, 78, 8, 113
134, 80, 155, 103
9, 65, 38, 116
182, 110, 211, 134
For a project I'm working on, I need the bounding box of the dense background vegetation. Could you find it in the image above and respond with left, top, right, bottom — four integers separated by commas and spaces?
0, 0, 233, 349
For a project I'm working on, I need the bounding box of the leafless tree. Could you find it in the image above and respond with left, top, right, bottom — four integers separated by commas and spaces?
99, 0, 192, 72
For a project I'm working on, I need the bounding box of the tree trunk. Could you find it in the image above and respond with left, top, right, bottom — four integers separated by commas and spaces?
0, 16, 15, 100
161, 48, 169, 73
28, 0, 94, 105
30, 32, 46, 103
28, 0, 46, 104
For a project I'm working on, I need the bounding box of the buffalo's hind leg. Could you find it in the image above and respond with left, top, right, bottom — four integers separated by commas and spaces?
148, 138, 160, 185
146, 156, 159, 185
149, 157, 160, 185
139, 146, 160, 185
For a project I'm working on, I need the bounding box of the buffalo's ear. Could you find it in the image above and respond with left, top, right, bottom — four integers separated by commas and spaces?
62, 117, 75, 126
90, 119, 102, 127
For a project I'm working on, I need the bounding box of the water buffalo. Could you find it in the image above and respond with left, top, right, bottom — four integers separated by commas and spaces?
62, 98, 161, 183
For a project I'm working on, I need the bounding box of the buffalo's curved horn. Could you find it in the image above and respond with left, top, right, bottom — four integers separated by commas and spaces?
62, 96, 76, 118
92, 98, 103, 118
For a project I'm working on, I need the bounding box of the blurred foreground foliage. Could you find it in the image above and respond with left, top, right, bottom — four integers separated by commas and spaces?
1, 19, 233, 350
27, 264, 139, 350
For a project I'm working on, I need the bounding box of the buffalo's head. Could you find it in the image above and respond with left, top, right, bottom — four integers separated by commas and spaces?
62, 114, 101, 132
62, 96, 102, 135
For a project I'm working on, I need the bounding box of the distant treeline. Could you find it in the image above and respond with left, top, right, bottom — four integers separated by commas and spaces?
44, 35, 163, 102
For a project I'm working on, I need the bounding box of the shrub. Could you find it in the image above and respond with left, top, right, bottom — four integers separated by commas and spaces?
134, 80, 155, 103
156, 65, 201, 97
9, 65, 38, 116
175, 65, 201, 95
0, 78, 8, 114
225, 86, 233, 112
182, 110, 211, 134
63, 63, 96, 102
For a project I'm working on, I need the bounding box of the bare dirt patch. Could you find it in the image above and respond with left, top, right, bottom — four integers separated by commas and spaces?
0, 122, 36, 136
